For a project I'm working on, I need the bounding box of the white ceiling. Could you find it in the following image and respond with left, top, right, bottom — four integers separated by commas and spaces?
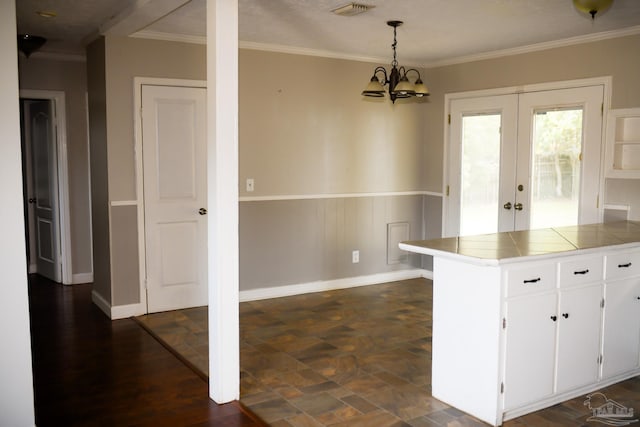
15, 0, 640, 65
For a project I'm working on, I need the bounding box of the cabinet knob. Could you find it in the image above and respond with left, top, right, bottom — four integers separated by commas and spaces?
562, 313, 569, 319
503, 202, 512, 210
514, 202, 524, 211
198, 208, 208, 215
550, 315, 557, 322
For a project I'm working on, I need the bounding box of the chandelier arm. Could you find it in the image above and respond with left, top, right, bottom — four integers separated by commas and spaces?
373, 66, 389, 84
403, 68, 422, 80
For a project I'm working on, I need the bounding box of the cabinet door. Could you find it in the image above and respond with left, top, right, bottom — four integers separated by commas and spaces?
602, 278, 640, 378
504, 292, 557, 410
555, 284, 603, 393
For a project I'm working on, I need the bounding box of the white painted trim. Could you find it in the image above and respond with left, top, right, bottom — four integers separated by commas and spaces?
132, 25, 640, 69
428, 25, 640, 68
239, 269, 433, 302
91, 290, 111, 318
72, 272, 93, 284
85, 92, 94, 284
239, 190, 443, 202
110, 302, 146, 319
28, 51, 86, 62
20, 89, 73, 285
133, 77, 207, 317
110, 200, 138, 206
91, 289, 146, 319
442, 76, 612, 236
131, 30, 207, 45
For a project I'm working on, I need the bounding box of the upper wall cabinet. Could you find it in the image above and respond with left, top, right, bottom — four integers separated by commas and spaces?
605, 108, 640, 179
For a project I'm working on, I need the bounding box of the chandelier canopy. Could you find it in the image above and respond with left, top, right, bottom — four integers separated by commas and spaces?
361, 21, 429, 103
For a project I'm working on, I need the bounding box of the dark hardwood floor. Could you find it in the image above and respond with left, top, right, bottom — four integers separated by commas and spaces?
28, 274, 266, 427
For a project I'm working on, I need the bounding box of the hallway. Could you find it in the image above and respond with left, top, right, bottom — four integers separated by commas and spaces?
28, 275, 264, 426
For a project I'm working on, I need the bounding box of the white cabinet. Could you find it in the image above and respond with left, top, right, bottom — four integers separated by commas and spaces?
503, 256, 603, 410
420, 241, 640, 426
503, 291, 557, 409
605, 108, 640, 179
555, 284, 602, 392
602, 249, 640, 378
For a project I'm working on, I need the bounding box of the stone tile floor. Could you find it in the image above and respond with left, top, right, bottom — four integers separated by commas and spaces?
136, 278, 640, 426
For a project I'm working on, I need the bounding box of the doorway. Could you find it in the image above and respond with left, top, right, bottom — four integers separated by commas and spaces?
444, 83, 605, 237
19, 90, 72, 283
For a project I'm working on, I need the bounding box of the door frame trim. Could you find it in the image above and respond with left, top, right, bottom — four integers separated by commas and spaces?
20, 89, 72, 284
133, 77, 207, 315
442, 76, 612, 237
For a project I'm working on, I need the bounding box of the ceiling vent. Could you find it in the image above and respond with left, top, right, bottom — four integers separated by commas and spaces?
331, 3, 375, 16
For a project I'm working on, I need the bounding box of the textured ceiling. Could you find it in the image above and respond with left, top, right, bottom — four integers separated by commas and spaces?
14, 0, 640, 65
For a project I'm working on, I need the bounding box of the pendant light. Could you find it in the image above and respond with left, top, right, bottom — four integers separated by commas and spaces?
361, 21, 429, 103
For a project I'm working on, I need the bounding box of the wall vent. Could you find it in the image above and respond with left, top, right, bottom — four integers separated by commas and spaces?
331, 3, 375, 16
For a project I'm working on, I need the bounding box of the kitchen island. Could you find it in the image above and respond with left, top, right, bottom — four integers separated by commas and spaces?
400, 221, 640, 426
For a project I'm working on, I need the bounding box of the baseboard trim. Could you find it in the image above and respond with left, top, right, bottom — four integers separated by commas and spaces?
91, 290, 146, 319
239, 268, 432, 302
91, 290, 111, 318
72, 272, 93, 284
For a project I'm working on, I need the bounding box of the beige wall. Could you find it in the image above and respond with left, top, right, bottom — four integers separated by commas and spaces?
239, 49, 428, 196
105, 36, 206, 201
18, 56, 93, 277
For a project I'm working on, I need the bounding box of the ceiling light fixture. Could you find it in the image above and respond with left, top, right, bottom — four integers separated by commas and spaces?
572, 0, 614, 20
362, 21, 429, 103
332, 3, 374, 17
36, 10, 57, 19
17, 34, 47, 58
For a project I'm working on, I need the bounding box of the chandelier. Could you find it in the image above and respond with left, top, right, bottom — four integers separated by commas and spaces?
361, 21, 429, 103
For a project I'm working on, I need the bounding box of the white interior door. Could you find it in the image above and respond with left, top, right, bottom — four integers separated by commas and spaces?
142, 85, 208, 313
27, 99, 62, 282
446, 84, 604, 237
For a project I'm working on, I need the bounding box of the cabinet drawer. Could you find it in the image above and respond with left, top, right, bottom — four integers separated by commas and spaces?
559, 256, 604, 288
506, 263, 557, 297
605, 251, 640, 280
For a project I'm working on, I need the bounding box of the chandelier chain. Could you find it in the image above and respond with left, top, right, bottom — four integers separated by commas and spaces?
391, 25, 398, 67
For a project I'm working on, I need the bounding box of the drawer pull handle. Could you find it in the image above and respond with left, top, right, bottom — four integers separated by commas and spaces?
573, 269, 589, 275
618, 262, 632, 268
524, 278, 541, 284
550, 315, 557, 322
562, 313, 569, 319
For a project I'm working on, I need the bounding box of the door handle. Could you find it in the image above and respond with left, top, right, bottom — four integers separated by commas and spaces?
514, 202, 523, 211
503, 202, 512, 210
198, 208, 207, 215
28, 198, 36, 204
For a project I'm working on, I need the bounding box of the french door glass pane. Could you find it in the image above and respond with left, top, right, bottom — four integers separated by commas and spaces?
460, 114, 501, 236
530, 108, 583, 229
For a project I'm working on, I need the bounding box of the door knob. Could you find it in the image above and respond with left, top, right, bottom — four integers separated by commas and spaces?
28, 198, 36, 204
198, 208, 207, 215
503, 202, 512, 210
514, 202, 523, 211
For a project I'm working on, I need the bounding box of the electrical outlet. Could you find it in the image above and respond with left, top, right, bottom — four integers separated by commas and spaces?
246, 178, 254, 192
352, 250, 359, 263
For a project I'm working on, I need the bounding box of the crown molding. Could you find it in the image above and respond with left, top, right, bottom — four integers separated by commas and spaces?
130, 30, 206, 45
20, 51, 86, 62
426, 25, 640, 68
130, 24, 640, 69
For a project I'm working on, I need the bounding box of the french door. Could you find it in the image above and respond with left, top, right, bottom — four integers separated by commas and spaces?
445, 85, 604, 237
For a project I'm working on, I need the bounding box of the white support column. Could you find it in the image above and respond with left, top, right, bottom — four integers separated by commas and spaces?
207, 0, 240, 403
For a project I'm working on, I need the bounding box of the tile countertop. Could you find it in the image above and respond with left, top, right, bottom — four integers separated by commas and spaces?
399, 221, 640, 266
